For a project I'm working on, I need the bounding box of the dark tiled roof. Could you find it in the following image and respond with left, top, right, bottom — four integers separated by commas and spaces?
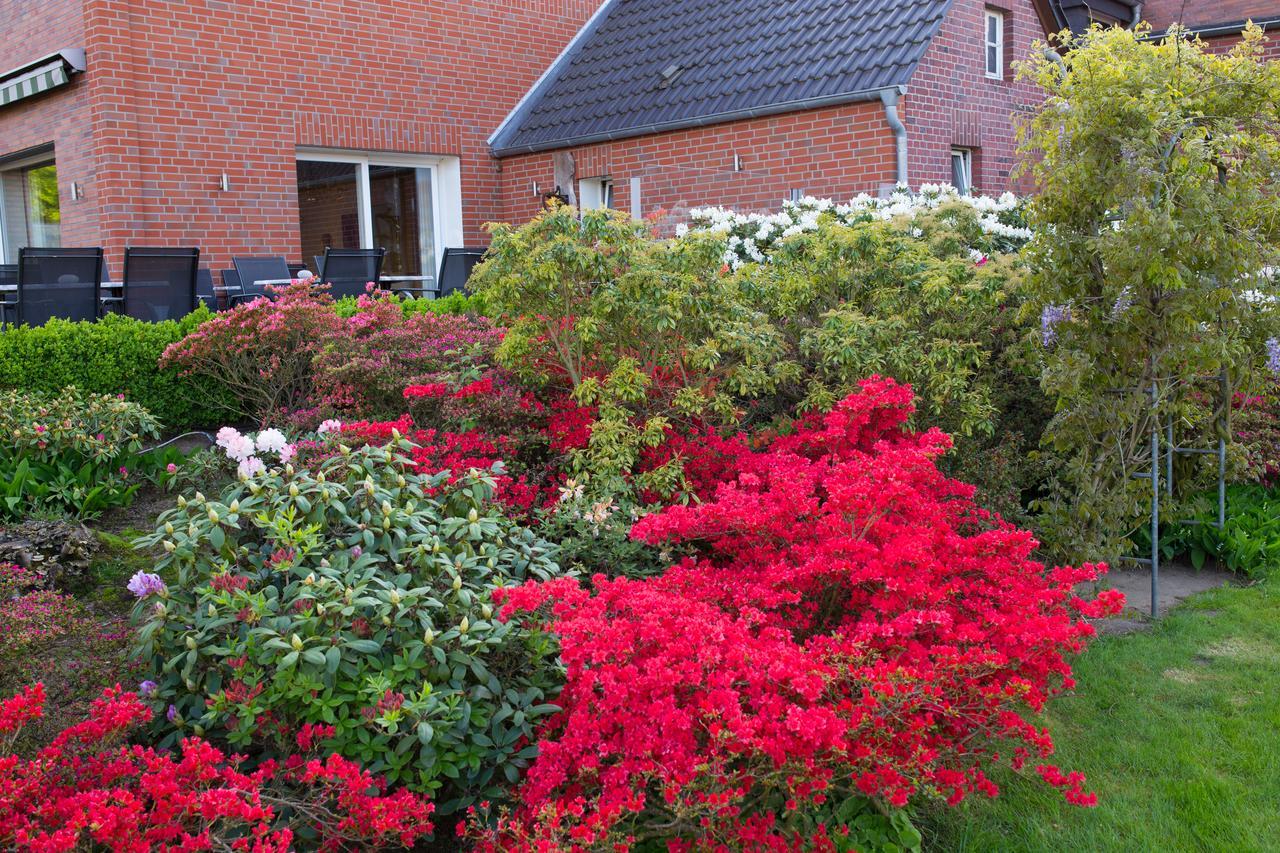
490, 0, 953, 156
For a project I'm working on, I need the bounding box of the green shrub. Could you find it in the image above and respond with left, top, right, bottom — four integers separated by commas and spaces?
0, 387, 160, 518
131, 438, 566, 813
474, 204, 1046, 514
1160, 484, 1280, 579
0, 311, 234, 430
332, 290, 488, 318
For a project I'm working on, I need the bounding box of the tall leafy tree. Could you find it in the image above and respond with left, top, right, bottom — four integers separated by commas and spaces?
1020, 25, 1280, 561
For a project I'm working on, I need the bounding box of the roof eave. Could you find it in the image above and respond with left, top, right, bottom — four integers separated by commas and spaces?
491, 84, 908, 158
487, 0, 625, 150
1145, 16, 1280, 40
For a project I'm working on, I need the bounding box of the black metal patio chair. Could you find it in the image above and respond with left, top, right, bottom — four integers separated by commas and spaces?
122, 247, 200, 322
318, 247, 385, 299
0, 264, 16, 325
16, 247, 104, 326
438, 247, 486, 297
230, 256, 292, 306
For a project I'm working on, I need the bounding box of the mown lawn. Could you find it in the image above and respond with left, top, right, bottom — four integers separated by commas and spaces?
921, 583, 1280, 852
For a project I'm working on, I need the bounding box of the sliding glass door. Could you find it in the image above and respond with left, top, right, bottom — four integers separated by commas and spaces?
296, 152, 439, 280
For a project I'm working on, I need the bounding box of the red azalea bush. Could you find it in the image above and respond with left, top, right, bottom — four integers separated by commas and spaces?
474, 378, 1124, 850
0, 683, 434, 851
1230, 387, 1280, 486
335, 415, 540, 511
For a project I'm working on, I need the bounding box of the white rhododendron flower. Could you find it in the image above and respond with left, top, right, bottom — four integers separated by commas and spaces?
680, 185, 1031, 270
255, 428, 289, 454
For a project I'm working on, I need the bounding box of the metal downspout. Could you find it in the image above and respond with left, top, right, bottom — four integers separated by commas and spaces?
879, 88, 908, 187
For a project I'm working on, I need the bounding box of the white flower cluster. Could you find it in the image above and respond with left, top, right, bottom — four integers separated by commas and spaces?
215, 426, 297, 478
682, 184, 1032, 270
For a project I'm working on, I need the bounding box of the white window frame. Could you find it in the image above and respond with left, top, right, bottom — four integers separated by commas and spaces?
294, 148, 463, 273
951, 148, 973, 195
0, 149, 60, 265
984, 9, 1005, 80
579, 176, 614, 211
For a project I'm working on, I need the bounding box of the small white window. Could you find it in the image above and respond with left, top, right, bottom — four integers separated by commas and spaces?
951, 149, 973, 195
579, 177, 614, 211
985, 9, 1004, 79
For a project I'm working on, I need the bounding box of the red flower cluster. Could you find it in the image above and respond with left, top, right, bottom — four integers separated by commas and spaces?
0, 684, 434, 852
478, 378, 1124, 849
402, 383, 450, 399
338, 416, 539, 511
544, 398, 595, 455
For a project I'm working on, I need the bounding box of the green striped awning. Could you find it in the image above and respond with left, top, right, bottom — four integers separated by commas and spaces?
0, 50, 85, 109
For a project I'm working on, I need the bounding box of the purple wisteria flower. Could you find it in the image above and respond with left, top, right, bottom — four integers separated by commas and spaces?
1110, 287, 1134, 320
1267, 338, 1280, 375
127, 571, 167, 599
139, 680, 158, 697
1041, 304, 1072, 347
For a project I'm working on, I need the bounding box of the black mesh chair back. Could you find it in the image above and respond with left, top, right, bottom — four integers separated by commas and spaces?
196, 269, 217, 312
0, 264, 16, 325
123, 247, 200, 322
438, 247, 485, 297
319, 247, 385, 299
231, 256, 292, 304
16, 247, 103, 326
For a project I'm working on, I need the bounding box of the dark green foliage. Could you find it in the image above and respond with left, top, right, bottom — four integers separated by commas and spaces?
0, 311, 234, 431
133, 440, 567, 814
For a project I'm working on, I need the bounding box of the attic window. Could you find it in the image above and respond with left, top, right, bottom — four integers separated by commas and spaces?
984, 10, 1004, 79
658, 63, 684, 89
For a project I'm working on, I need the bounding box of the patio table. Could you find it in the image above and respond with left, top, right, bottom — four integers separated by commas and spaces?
211, 276, 438, 297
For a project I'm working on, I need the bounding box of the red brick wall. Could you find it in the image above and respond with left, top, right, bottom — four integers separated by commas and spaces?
496, 100, 898, 229
1142, 0, 1280, 30
905, 0, 1047, 194
1198, 29, 1280, 59
3, 0, 603, 271
0, 0, 100, 254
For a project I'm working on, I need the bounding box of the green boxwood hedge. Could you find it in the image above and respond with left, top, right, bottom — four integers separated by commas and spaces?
0, 293, 487, 433
0, 310, 235, 431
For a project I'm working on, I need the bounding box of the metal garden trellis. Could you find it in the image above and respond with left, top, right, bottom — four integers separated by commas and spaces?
1123, 371, 1228, 619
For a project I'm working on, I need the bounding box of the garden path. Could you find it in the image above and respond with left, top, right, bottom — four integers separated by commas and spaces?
1085, 560, 1236, 633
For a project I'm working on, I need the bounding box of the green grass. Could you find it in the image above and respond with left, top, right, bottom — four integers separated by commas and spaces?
921, 583, 1280, 853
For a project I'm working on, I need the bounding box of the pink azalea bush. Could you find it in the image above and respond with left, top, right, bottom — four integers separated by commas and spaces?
160, 281, 344, 424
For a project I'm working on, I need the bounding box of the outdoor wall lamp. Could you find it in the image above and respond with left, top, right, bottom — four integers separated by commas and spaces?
218, 173, 231, 192
69, 182, 83, 200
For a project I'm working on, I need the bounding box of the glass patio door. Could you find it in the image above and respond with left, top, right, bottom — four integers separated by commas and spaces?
296, 152, 438, 280
0, 157, 60, 263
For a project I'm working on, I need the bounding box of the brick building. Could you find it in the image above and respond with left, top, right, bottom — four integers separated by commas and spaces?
1, 0, 1276, 277
0, 0, 601, 276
